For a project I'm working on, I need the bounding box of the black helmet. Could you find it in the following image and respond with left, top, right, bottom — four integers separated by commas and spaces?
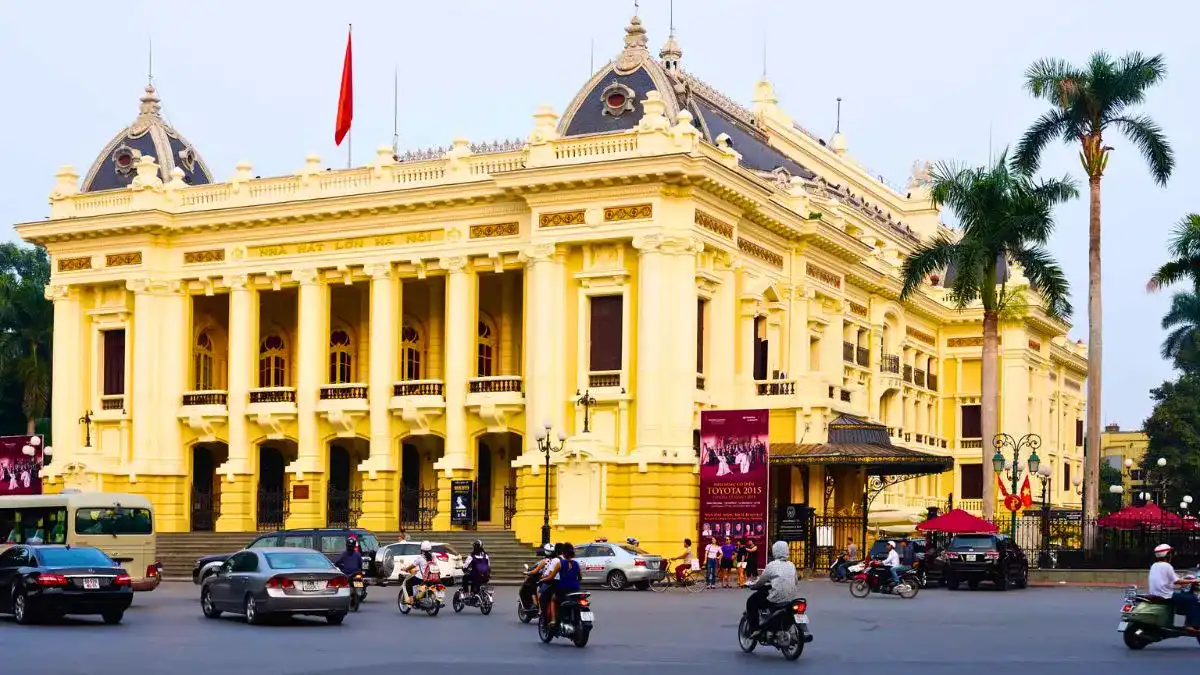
345, 536, 358, 552
472, 539, 484, 554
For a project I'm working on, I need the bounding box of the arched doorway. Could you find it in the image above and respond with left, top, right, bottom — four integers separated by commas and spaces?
257, 441, 295, 530
327, 439, 365, 528
476, 432, 521, 528
190, 443, 228, 532
399, 436, 443, 531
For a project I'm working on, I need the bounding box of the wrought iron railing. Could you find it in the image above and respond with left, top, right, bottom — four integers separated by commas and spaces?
842, 341, 855, 363
249, 387, 296, 404
902, 365, 913, 383
256, 486, 289, 530
393, 380, 444, 397
880, 354, 900, 374
190, 487, 220, 532
183, 391, 228, 406
401, 486, 438, 531
327, 487, 363, 528
503, 485, 518, 529
856, 347, 869, 367
320, 384, 368, 400
915, 369, 926, 387
468, 376, 523, 394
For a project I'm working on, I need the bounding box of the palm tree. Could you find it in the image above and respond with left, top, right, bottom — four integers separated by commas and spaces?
1013, 52, 1174, 524
1159, 289, 1200, 373
0, 244, 53, 434
1147, 214, 1200, 292
901, 152, 1076, 521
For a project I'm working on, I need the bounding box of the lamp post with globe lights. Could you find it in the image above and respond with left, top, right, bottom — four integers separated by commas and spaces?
992, 433, 1041, 536
535, 420, 567, 547
1033, 464, 1054, 568
20, 435, 52, 468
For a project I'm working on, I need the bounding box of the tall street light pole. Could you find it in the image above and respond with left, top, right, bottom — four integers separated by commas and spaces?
535, 419, 567, 547
992, 433, 1041, 537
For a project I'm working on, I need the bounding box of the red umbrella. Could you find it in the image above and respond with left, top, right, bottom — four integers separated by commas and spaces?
1098, 503, 1185, 529
916, 509, 999, 534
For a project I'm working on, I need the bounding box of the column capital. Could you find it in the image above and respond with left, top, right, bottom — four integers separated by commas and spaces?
364, 262, 393, 280
633, 233, 702, 256
518, 244, 557, 264
125, 278, 181, 295
292, 267, 321, 285
438, 256, 469, 274
43, 284, 77, 301
223, 273, 252, 291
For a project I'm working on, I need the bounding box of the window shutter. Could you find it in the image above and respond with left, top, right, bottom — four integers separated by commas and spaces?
960, 405, 982, 438
102, 329, 126, 395
589, 296, 623, 372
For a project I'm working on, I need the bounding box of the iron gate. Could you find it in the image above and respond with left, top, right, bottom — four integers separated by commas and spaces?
807, 514, 867, 570
327, 487, 363, 528
401, 486, 438, 531
190, 487, 220, 532
503, 485, 518, 529
256, 487, 289, 530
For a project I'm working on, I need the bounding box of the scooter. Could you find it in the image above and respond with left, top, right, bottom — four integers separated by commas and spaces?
348, 571, 367, 612
1119, 580, 1200, 649
396, 573, 446, 617
737, 590, 812, 661
849, 561, 920, 599
538, 591, 594, 648
517, 563, 541, 623
828, 553, 851, 582
453, 580, 494, 615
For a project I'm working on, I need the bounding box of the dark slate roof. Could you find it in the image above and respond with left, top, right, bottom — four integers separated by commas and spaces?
81, 85, 213, 193
563, 67, 660, 137
827, 415, 891, 446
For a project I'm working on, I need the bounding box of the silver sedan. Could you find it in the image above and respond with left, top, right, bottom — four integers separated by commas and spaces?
200, 548, 352, 625
575, 542, 665, 590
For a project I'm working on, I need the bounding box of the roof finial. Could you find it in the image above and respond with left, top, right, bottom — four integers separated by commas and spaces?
669, 0, 675, 36
615, 5, 651, 74
762, 33, 767, 78
836, 97, 842, 133
634, 0, 639, 16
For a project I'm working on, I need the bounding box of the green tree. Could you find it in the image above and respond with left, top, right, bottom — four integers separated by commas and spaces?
1147, 214, 1200, 292
1159, 288, 1200, 373
1099, 463, 1123, 515
900, 152, 1076, 521
0, 243, 53, 434
1014, 51, 1175, 523
1142, 375, 1200, 510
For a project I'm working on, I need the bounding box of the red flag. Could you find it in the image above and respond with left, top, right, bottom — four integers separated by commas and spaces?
1020, 475, 1033, 509
996, 473, 1010, 498
334, 26, 353, 146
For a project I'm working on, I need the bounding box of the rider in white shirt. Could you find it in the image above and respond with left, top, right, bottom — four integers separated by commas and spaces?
400, 541, 439, 604
1148, 544, 1200, 630
882, 540, 906, 585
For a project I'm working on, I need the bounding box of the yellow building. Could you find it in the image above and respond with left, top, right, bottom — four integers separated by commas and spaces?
1100, 423, 1154, 500
17, 13, 1087, 551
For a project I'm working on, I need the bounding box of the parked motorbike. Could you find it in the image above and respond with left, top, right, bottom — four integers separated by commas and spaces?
517, 563, 542, 623
453, 582, 494, 615
396, 574, 446, 617
537, 591, 594, 647
849, 561, 920, 599
349, 571, 367, 612
910, 559, 928, 589
1119, 580, 1200, 649
828, 554, 850, 582
737, 594, 812, 660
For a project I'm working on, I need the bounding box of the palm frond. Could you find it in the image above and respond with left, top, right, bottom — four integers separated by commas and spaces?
1024, 57, 1084, 103
1013, 109, 1070, 176
1109, 114, 1175, 186
1011, 246, 1072, 320
1111, 52, 1167, 110
899, 237, 959, 301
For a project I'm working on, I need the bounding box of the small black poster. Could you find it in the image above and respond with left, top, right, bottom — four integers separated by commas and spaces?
451, 480, 474, 524
777, 503, 809, 541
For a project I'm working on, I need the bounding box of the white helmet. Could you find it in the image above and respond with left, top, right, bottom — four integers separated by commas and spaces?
887, 540, 896, 548
1154, 543, 1173, 558
420, 540, 432, 552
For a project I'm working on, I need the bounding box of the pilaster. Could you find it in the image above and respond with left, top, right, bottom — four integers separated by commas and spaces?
707, 256, 738, 409
157, 282, 190, 475
128, 280, 160, 471
520, 244, 563, 453
295, 268, 329, 474
48, 285, 83, 461
438, 256, 474, 472
366, 263, 397, 472
225, 275, 258, 475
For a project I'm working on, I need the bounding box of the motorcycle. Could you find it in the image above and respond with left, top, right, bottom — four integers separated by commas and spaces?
537, 591, 594, 648
737, 593, 812, 661
349, 571, 367, 612
910, 559, 928, 589
517, 563, 542, 624
827, 553, 850, 582
849, 561, 920, 599
396, 573, 446, 617
1119, 580, 1200, 649
453, 582, 495, 615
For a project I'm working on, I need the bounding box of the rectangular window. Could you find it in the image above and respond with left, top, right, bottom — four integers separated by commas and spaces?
102, 329, 126, 395
960, 404, 982, 438
1063, 463, 1071, 487
588, 295, 623, 372
696, 298, 706, 374
74, 507, 152, 535
960, 464, 983, 500
753, 316, 767, 381
1075, 419, 1084, 446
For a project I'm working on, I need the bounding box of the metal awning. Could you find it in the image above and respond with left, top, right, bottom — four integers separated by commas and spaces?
768, 415, 953, 476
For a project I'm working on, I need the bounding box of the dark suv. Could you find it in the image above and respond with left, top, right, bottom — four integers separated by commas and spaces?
943, 533, 1028, 591
191, 528, 381, 584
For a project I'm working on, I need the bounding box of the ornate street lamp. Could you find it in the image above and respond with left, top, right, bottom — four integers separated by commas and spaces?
535, 419, 567, 547
79, 410, 94, 447
992, 433, 1041, 536
1034, 464, 1053, 568
575, 389, 597, 434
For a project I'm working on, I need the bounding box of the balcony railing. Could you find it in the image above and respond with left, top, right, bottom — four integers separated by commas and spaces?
757, 380, 796, 396
393, 380, 444, 397
696, 375, 706, 390
588, 371, 621, 388
958, 498, 983, 514
469, 376, 523, 394
100, 395, 125, 411
915, 369, 926, 387
916, 433, 925, 444
856, 347, 869, 367
961, 438, 983, 449
249, 387, 297, 404
842, 342, 855, 363
902, 364, 913, 383
880, 354, 900, 374
928, 374, 938, 391
839, 389, 851, 402
320, 383, 368, 400
182, 391, 228, 406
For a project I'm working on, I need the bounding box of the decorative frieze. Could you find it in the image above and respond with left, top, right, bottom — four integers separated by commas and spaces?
694, 210, 733, 238
805, 262, 841, 289
848, 301, 868, 318
737, 237, 783, 268
947, 336, 984, 348
469, 222, 519, 239
1065, 379, 1081, 391
57, 256, 92, 272
184, 249, 226, 264
539, 210, 586, 228
105, 252, 142, 267
1028, 339, 1042, 351
603, 203, 652, 222
906, 326, 935, 346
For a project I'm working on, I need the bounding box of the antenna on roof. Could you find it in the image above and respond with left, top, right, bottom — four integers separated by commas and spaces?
392, 67, 399, 158
761, 33, 768, 78
669, 0, 675, 36
836, 97, 842, 133
590, 38, 594, 74
147, 35, 154, 87
634, 0, 639, 16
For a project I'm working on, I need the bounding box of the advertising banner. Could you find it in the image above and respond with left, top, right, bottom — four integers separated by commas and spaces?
450, 480, 474, 524
0, 435, 43, 496
699, 410, 768, 553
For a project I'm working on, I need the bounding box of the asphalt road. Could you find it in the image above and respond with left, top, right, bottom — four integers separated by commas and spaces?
0, 580, 1194, 674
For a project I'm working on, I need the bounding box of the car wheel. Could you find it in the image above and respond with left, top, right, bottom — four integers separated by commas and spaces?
1015, 566, 1029, 589
326, 612, 346, 626
606, 570, 628, 591
12, 590, 34, 625
244, 594, 263, 625
102, 610, 124, 625
201, 588, 222, 619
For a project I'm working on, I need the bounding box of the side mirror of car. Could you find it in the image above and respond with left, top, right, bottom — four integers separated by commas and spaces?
219, 562, 232, 576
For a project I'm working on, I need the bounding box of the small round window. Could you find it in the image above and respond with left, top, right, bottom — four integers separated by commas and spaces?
601, 83, 635, 117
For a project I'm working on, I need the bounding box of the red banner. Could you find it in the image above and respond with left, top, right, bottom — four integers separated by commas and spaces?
699, 410, 768, 554
0, 435, 43, 496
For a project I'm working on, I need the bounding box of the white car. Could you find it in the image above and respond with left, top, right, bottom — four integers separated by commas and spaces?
376, 542, 463, 583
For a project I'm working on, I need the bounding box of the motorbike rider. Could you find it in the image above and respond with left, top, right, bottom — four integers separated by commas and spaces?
540, 542, 582, 628
745, 541, 800, 636
521, 543, 555, 610
1148, 543, 1200, 631
462, 539, 491, 597
400, 540, 438, 605
882, 540, 907, 586
333, 536, 363, 575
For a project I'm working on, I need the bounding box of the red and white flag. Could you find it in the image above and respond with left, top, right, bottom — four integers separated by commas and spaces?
334, 25, 353, 146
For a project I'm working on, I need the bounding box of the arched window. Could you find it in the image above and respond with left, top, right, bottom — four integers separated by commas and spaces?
401, 319, 423, 380
329, 329, 354, 383
194, 330, 215, 390
477, 315, 497, 377
258, 334, 288, 388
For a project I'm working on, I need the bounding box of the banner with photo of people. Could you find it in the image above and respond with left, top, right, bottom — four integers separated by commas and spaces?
0, 435, 43, 496
699, 409, 768, 552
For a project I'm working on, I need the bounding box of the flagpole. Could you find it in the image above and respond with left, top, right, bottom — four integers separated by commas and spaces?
347, 23, 352, 169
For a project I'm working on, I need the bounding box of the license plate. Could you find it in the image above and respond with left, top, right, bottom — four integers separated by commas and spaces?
435, 590, 445, 600
300, 580, 326, 592
579, 611, 594, 622
794, 614, 809, 624
82, 578, 100, 590
352, 580, 364, 588
1117, 621, 1127, 632
965, 555, 978, 562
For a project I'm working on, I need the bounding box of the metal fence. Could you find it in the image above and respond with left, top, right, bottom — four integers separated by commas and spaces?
994, 515, 1200, 569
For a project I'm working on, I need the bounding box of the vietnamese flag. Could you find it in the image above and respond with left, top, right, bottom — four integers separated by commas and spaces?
334, 25, 353, 146
1020, 475, 1033, 509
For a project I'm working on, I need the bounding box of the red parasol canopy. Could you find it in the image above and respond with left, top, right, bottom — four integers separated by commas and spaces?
1098, 502, 1186, 529
916, 508, 999, 534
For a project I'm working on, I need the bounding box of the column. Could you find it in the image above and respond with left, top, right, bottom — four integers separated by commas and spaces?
427, 283, 444, 380
667, 239, 700, 452
499, 274, 515, 376
366, 263, 397, 470
440, 257, 474, 469
521, 244, 559, 452
708, 259, 738, 409
633, 235, 666, 453
294, 267, 329, 472
48, 285, 82, 460
220, 275, 258, 531
157, 284, 190, 475
129, 280, 160, 469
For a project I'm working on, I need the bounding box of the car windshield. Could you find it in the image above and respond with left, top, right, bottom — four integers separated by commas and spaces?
36, 547, 114, 568
266, 552, 335, 570
353, 534, 380, 551
433, 544, 458, 556
619, 545, 649, 555
75, 507, 153, 535
387, 543, 420, 556
950, 535, 996, 549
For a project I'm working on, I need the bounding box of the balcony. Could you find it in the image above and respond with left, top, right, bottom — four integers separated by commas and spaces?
856, 347, 869, 367
317, 384, 369, 437
247, 387, 297, 440
588, 371, 621, 389
915, 369, 926, 388
880, 354, 900, 374
696, 375, 706, 390
960, 438, 983, 449
100, 394, 125, 411
249, 387, 296, 404
756, 380, 796, 396
842, 341, 855, 363
466, 376, 525, 433
179, 390, 229, 442
958, 499, 983, 514
320, 383, 368, 400
902, 364, 913, 383
390, 380, 446, 435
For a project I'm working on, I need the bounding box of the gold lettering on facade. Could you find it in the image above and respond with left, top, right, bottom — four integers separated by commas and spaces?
947, 336, 984, 348
539, 210, 586, 228
848, 301, 868, 317
737, 237, 783, 268
694, 210, 733, 238
805, 262, 841, 288
248, 230, 443, 258
469, 222, 520, 239
105, 252, 142, 268
57, 256, 92, 272
906, 326, 935, 346
603, 203, 653, 222
183, 249, 226, 264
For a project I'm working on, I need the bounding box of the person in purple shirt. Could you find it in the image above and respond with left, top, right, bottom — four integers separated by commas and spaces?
719, 536, 738, 588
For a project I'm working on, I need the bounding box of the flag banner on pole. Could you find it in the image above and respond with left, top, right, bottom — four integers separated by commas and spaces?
334, 25, 353, 146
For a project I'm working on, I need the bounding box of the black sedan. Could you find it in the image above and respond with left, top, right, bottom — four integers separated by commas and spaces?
0, 545, 134, 624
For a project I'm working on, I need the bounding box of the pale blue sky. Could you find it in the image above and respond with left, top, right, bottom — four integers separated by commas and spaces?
1, 0, 1195, 427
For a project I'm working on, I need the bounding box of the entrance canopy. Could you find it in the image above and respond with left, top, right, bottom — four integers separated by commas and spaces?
916, 508, 998, 534
769, 415, 953, 476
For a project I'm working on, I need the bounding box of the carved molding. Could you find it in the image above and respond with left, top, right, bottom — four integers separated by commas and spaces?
363, 262, 393, 280
184, 249, 225, 265
1028, 339, 1042, 351
518, 243, 558, 264
737, 237, 783, 268
43, 284, 73, 301
848, 301, 869, 317
222, 274, 251, 291
805, 262, 841, 289
694, 210, 734, 238
469, 221, 519, 239
106, 251, 143, 268
633, 233, 702, 256
603, 203, 653, 222
291, 267, 320, 285
323, 409, 366, 438
395, 405, 443, 435
57, 256, 92, 273
947, 336, 984, 348
539, 210, 586, 228
906, 326, 936, 346
183, 413, 227, 443
439, 256, 469, 273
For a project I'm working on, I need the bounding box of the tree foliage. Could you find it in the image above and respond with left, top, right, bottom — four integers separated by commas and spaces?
1142, 375, 1200, 509
1099, 463, 1123, 515
0, 244, 53, 434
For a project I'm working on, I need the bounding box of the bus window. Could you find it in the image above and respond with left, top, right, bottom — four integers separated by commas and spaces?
75, 507, 153, 536
0, 507, 66, 544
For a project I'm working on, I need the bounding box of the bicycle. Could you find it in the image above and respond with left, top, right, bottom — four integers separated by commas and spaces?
650, 562, 706, 594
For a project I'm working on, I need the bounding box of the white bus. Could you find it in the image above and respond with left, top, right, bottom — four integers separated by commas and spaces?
0, 490, 161, 591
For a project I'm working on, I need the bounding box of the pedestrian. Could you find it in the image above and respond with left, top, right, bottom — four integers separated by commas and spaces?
736, 538, 749, 586
397, 529, 408, 543
846, 537, 858, 562
745, 538, 759, 582
719, 536, 737, 588
704, 537, 721, 588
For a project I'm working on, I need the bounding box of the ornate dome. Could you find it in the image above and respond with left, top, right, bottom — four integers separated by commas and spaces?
81, 85, 213, 193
